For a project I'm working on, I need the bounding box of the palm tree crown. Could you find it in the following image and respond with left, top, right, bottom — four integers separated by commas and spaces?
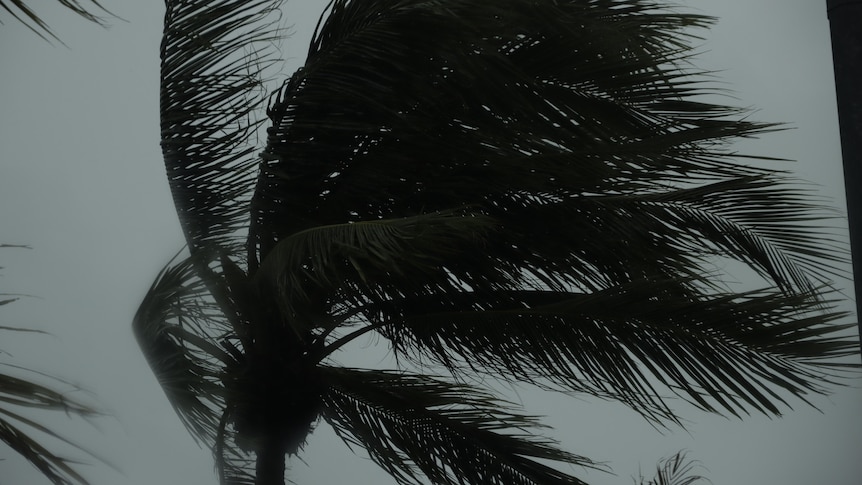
135, 1, 859, 484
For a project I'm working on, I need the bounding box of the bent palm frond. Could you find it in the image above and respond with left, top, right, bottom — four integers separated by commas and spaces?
254, 211, 498, 331
1, 0, 111, 43
321, 367, 601, 485
133, 252, 234, 445
2, 247, 105, 485
161, 0, 285, 254
374, 280, 855, 422
638, 452, 709, 485
0, 368, 102, 485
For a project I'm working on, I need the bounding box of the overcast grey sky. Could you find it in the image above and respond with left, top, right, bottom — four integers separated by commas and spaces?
1, 1, 860, 484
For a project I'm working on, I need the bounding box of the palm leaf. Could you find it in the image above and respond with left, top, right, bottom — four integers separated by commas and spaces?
0, 412, 90, 485
160, 0, 285, 254
1, 247, 106, 484
321, 367, 602, 485
134, 251, 297, 485
254, 211, 499, 335
0, 367, 104, 485
0, 0, 111, 43
372, 281, 855, 422
133, 251, 236, 446
638, 452, 709, 485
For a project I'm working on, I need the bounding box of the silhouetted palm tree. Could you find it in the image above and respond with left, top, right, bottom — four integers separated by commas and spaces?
134, 1, 859, 484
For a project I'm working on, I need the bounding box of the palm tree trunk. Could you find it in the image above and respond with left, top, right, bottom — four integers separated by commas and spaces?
255, 436, 286, 485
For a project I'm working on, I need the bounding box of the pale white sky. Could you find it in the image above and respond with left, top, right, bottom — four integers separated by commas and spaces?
1, 1, 860, 484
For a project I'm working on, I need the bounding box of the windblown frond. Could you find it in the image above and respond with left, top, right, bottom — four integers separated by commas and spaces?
0, 0, 111, 43
373, 281, 855, 422
0, 367, 102, 485
321, 367, 601, 485
1, 247, 105, 484
160, 0, 285, 253
255, 211, 498, 331
638, 452, 709, 485
133, 252, 270, 484
133, 252, 234, 445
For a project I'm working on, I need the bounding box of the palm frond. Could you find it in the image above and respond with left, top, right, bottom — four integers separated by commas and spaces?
0, 0, 111, 43
1, 247, 105, 484
0, 368, 98, 416
254, 211, 498, 333
133, 252, 234, 446
214, 409, 258, 485
321, 367, 602, 485
133, 252, 278, 485
160, 0, 285, 254
0, 368, 103, 485
372, 280, 856, 422
638, 451, 709, 485
0, 413, 90, 485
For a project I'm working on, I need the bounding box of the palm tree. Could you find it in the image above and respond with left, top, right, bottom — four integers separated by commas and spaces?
1, 246, 104, 485
134, 1, 859, 484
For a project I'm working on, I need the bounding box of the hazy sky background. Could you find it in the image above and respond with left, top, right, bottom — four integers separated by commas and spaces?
1, 1, 860, 484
